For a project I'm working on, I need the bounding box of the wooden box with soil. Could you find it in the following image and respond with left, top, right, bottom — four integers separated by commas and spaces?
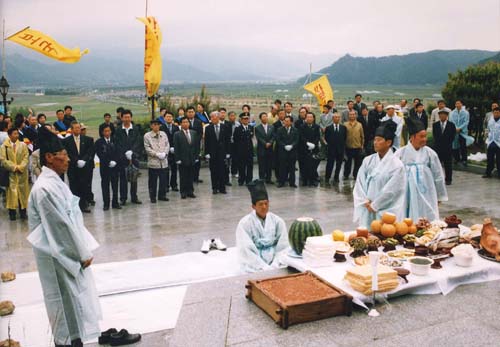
245, 271, 353, 329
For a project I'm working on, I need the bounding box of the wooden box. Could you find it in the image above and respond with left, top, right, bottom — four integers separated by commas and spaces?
245, 271, 352, 329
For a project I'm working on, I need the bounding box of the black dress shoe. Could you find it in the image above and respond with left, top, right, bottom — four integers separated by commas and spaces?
266, 180, 274, 185
99, 328, 118, 344
277, 183, 284, 188
445, 181, 452, 186
103, 206, 110, 211
196, 179, 203, 183
212, 189, 218, 195
188, 194, 196, 198
131, 199, 142, 204
181, 194, 187, 199
225, 182, 232, 186
238, 182, 244, 186
109, 329, 141, 346
290, 184, 298, 188
150, 199, 157, 203
120, 200, 127, 206
172, 187, 179, 191
20, 210, 27, 220
89, 200, 96, 206
482, 174, 492, 178
158, 197, 169, 201
81, 208, 91, 213
219, 190, 227, 194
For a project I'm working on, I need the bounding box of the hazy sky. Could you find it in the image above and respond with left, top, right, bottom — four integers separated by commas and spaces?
2, 0, 500, 57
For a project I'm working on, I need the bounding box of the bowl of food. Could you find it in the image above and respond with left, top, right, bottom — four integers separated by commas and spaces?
450, 244, 475, 267
408, 256, 433, 276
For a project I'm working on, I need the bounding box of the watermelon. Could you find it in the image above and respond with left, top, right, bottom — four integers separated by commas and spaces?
288, 217, 323, 255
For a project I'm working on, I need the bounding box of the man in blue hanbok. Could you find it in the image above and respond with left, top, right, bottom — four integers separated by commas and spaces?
482, 107, 500, 179
395, 118, 448, 222
450, 100, 474, 166
236, 180, 289, 273
353, 121, 406, 228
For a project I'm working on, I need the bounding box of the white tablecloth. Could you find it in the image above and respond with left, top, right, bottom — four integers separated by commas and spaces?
284, 250, 500, 309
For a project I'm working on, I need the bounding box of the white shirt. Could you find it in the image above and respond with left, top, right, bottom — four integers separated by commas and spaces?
122, 123, 133, 135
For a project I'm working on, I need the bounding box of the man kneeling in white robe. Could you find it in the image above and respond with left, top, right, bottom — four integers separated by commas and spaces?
395, 117, 448, 221
353, 121, 407, 228
236, 180, 289, 273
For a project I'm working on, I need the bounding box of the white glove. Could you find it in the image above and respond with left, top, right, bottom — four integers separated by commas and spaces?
57, 134, 65, 139
285, 145, 292, 151
176, 160, 181, 165
28, 144, 34, 152
306, 142, 315, 150
157, 152, 166, 160
226, 154, 230, 159
109, 161, 117, 168
195, 159, 199, 163
77, 160, 86, 168
170, 147, 175, 154
125, 150, 133, 160
205, 154, 211, 160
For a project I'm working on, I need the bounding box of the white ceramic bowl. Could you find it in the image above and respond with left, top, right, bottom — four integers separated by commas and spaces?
454, 253, 473, 267
408, 256, 433, 276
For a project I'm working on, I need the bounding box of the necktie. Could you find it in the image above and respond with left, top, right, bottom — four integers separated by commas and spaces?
12, 143, 16, 153
75, 136, 80, 154
215, 124, 219, 140
287, 128, 290, 135
185, 130, 191, 144
264, 125, 267, 135
335, 125, 338, 132
168, 124, 172, 133
441, 122, 445, 134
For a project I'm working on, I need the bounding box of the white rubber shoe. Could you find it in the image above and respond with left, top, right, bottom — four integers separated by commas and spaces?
211, 238, 227, 251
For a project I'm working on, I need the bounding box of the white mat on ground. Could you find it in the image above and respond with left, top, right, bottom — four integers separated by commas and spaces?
285, 246, 500, 310
0, 247, 242, 347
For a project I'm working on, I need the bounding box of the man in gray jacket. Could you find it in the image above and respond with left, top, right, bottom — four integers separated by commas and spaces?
144, 119, 170, 203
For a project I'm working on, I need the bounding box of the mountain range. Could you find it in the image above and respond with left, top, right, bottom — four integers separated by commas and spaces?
298, 50, 498, 85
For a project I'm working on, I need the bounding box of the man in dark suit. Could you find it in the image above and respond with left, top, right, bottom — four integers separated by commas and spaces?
324, 113, 347, 185
95, 124, 121, 210
99, 113, 116, 137
63, 121, 95, 212
366, 104, 385, 155
255, 112, 275, 184
174, 117, 200, 198
63, 105, 76, 125
161, 112, 180, 191
294, 106, 307, 129
432, 109, 456, 185
225, 111, 239, 182
80, 124, 95, 206
233, 112, 254, 186
410, 102, 428, 130
357, 107, 370, 155
186, 106, 204, 183
273, 108, 286, 181
204, 111, 230, 194
114, 109, 143, 205
298, 112, 321, 187
276, 116, 299, 188
353, 93, 367, 116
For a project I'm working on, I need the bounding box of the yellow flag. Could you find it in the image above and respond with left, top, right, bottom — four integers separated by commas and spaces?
6, 27, 89, 63
304, 75, 334, 108
137, 17, 162, 97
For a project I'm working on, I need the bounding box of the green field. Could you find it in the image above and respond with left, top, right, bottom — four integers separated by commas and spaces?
10, 83, 443, 138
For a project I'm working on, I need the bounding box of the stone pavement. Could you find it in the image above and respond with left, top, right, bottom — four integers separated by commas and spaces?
1, 164, 499, 346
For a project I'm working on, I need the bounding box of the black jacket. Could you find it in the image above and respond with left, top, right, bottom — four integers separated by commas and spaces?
161, 122, 180, 161
432, 120, 456, 157
324, 123, 347, 157
204, 123, 229, 158
188, 118, 203, 148
233, 124, 254, 158
276, 126, 299, 156
255, 124, 275, 155
114, 124, 143, 165
63, 135, 95, 174
173, 129, 200, 166
366, 111, 385, 142
410, 111, 429, 130
298, 123, 321, 156
95, 137, 121, 169
353, 102, 367, 116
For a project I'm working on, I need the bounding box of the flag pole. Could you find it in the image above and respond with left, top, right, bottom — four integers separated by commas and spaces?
2, 19, 5, 76
308, 62, 312, 106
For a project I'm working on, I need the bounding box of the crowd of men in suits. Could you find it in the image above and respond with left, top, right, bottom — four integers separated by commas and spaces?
1, 96, 499, 217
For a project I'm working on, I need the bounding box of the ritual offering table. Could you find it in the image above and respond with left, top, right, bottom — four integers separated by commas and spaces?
245, 271, 352, 329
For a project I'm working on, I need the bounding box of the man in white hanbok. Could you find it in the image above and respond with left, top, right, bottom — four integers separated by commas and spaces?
353, 121, 406, 228
236, 180, 289, 273
27, 126, 102, 347
395, 117, 448, 222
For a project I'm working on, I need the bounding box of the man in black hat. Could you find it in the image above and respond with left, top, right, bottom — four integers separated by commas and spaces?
353, 121, 406, 228
233, 112, 254, 186
235, 180, 288, 273
432, 108, 456, 185
395, 117, 448, 222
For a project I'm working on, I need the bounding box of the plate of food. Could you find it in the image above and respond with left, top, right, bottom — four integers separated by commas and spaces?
353, 255, 403, 268
387, 249, 415, 260
333, 241, 352, 254
477, 249, 500, 263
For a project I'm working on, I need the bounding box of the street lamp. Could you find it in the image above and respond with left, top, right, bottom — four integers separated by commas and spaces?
0, 75, 11, 115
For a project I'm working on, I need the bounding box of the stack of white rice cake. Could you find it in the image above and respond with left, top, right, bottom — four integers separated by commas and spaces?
303, 236, 336, 267
344, 264, 399, 295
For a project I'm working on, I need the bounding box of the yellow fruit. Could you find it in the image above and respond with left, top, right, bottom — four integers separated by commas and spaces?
382, 212, 397, 225
395, 222, 409, 236
371, 220, 383, 234
408, 225, 417, 234
332, 229, 345, 241
381, 223, 397, 238
404, 218, 413, 227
